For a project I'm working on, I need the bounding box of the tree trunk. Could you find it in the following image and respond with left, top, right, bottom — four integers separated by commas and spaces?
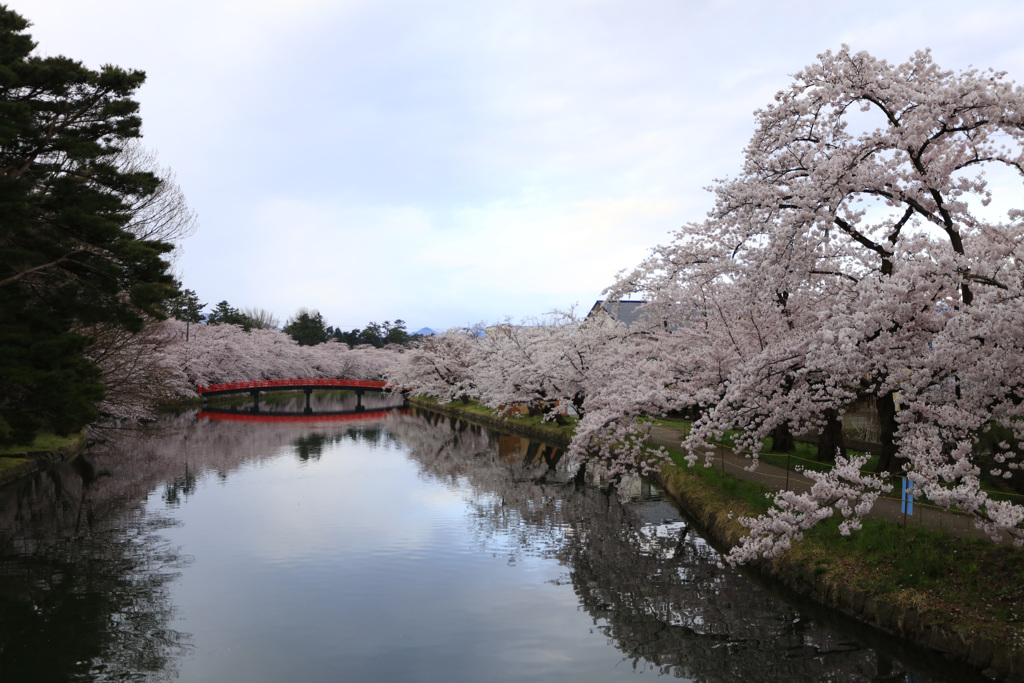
771, 421, 795, 453
874, 391, 905, 474
816, 408, 846, 462
572, 460, 587, 489
571, 393, 586, 420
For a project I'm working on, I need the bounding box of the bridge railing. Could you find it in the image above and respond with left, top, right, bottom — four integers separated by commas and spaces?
196, 378, 389, 394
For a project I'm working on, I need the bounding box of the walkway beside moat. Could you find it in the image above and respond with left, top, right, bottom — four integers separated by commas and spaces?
646, 424, 1015, 545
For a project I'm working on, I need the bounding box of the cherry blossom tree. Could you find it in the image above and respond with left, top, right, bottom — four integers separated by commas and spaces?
82, 320, 186, 421
589, 46, 1024, 560
84, 318, 406, 422
384, 326, 483, 402
166, 320, 405, 388
343, 343, 405, 381
473, 311, 617, 422
555, 310, 682, 482
400, 311, 672, 483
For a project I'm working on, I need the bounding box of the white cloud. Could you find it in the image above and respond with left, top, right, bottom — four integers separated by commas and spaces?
9, 0, 1024, 329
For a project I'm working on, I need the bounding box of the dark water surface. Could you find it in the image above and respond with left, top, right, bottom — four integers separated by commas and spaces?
0, 396, 989, 682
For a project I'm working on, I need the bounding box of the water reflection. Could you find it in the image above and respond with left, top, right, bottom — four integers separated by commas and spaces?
390, 409, 985, 683
0, 395, 403, 682
0, 458, 190, 681
0, 403, 989, 682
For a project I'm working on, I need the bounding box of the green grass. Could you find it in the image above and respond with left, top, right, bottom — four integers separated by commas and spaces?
0, 456, 31, 473
652, 416, 1024, 509
0, 432, 80, 457
656, 431, 1024, 645
0, 432, 82, 477
791, 516, 1024, 641
652, 416, 880, 474
649, 416, 691, 431
805, 518, 959, 591
661, 444, 774, 514
656, 440, 1024, 650
757, 444, 880, 475
660, 421, 1019, 511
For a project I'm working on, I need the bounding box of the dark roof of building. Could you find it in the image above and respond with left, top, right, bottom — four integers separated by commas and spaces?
588, 300, 652, 329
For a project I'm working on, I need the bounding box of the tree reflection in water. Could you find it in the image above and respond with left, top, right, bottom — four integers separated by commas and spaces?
0, 402, 403, 682
0, 406, 989, 682
1, 395, 407, 683
0, 460, 191, 681
388, 408, 985, 683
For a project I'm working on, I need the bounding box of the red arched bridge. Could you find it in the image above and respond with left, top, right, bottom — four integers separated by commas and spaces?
196, 378, 396, 412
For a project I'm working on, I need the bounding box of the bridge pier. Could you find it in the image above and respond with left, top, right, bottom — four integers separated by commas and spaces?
355, 387, 365, 412
304, 388, 313, 414
250, 389, 261, 412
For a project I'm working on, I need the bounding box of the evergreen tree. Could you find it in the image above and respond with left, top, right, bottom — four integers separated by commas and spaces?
167, 288, 204, 341
330, 319, 415, 348
383, 320, 412, 346
168, 289, 204, 323
205, 300, 259, 330
0, 7, 177, 444
283, 309, 328, 346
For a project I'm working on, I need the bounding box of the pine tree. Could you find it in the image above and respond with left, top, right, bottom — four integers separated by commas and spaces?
283, 309, 328, 346
0, 7, 178, 444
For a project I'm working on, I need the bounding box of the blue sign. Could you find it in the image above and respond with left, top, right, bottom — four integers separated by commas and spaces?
901, 477, 914, 515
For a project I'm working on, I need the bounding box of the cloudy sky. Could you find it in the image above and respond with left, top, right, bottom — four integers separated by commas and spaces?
11, 0, 1024, 331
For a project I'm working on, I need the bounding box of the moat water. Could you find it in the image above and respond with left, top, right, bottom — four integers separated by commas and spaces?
0, 393, 988, 682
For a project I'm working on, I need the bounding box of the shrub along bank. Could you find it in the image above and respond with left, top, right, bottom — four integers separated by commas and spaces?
412, 397, 1024, 682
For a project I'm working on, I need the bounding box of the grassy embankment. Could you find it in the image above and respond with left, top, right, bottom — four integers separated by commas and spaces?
0, 432, 85, 475
408, 396, 578, 443
653, 415, 1023, 503
422, 398, 1024, 668
653, 416, 1024, 649
657, 438, 1024, 658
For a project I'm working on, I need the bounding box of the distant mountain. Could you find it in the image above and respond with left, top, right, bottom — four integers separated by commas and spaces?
413, 327, 437, 336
